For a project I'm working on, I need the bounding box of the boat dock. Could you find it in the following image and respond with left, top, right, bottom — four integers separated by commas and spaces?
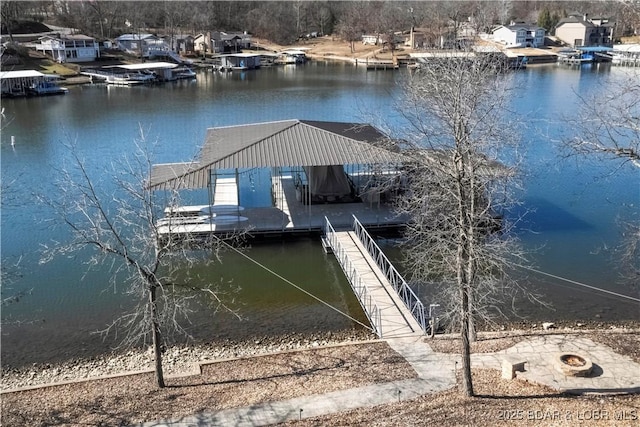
323, 215, 431, 338
157, 174, 407, 239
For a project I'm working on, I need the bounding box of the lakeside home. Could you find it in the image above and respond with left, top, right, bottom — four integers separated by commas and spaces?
35, 34, 100, 63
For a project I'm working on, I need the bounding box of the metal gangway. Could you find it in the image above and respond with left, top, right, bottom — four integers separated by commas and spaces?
323, 215, 436, 338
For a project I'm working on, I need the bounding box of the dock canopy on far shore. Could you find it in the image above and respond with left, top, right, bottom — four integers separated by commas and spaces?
148, 119, 402, 191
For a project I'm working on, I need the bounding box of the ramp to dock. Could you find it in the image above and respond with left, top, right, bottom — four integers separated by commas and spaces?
324, 216, 428, 339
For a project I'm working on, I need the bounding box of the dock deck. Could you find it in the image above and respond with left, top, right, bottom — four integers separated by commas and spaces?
158, 175, 406, 238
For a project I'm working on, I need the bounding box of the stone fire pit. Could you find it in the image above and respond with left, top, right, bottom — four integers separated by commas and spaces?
554, 352, 593, 377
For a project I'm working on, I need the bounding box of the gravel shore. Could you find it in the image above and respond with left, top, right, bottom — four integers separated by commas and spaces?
1, 329, 375, 391
2, 329, 639, 427
2, 328, 639, 426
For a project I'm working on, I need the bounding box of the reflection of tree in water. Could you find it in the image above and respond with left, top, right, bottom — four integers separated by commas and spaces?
1, 159, 31, 309
563, 69, 640, 286
1, 254, 31, 307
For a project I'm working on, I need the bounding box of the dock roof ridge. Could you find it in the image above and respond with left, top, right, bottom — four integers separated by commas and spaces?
149, 120, 403, 190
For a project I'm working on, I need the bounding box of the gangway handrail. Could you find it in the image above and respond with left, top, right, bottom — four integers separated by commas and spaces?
351, 215, 428, 334
324, 217, 382, 337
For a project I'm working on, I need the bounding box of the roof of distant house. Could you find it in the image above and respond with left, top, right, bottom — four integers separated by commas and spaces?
116, 33, 159, 41
38, 34, 96, 42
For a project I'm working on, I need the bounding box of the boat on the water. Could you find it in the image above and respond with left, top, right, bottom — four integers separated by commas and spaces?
28, 79, 69, 95
105, 72, 156, 85
172, 66, 197, 80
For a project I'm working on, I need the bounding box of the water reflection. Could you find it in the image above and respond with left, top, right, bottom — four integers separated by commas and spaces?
1, 62, 637, 367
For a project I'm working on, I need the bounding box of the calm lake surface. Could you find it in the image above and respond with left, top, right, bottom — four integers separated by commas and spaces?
1, 61, 638, 368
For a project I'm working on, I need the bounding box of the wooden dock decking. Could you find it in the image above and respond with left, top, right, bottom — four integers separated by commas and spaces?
326, 227, 425, 339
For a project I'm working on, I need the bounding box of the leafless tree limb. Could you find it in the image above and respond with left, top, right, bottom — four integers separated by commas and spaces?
562, 68, 640, 285
38, 129, 243, 388
388, 50, 534, 397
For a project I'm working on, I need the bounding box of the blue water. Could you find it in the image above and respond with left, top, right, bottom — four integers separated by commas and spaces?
1, 61, 638, 367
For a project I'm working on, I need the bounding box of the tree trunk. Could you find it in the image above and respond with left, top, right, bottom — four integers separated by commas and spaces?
460, 284, 474, 397
149, 286, 165, 388
456, 151, 474, 397
468, 289, 477, 343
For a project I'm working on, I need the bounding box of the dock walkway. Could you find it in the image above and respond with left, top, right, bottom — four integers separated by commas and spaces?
324, 216, 429, 339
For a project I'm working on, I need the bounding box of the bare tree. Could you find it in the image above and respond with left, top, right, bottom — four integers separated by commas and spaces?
390, 51, 527, 397
562, 68, 640, 284
565, 69, 640, 167
40, 129, 241, 388
335, 1, 371, 53
309, 1, 334, 36
0, 1, 27, 42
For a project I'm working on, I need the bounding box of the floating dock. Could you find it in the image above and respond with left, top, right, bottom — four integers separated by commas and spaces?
157, 175, 406, 240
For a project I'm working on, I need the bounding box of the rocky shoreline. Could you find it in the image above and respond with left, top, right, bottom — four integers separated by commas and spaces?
3, 321, 638, 392
1, 329, 375, 391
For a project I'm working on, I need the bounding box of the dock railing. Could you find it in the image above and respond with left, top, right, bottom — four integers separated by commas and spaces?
324, 217, 382, 337
351, 215, 428, 334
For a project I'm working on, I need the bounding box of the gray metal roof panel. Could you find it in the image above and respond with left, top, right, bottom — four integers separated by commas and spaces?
150, 120, 402, 189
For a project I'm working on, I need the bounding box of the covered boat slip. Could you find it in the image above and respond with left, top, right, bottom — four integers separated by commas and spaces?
149, 119, 408, 238
0, 70, 67, 97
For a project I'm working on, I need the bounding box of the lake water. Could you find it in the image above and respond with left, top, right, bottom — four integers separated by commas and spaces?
1, 61, 638, 368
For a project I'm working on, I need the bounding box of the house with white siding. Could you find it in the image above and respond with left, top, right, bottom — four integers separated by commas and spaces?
36, 34, 100, 63
492, 23, 546, 48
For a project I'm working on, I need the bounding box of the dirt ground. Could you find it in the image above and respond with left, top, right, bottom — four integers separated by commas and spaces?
254, 35, 408, 61
2, 332, 639, 427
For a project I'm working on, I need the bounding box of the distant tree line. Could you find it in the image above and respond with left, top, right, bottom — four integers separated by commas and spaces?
2, 1, 639, 45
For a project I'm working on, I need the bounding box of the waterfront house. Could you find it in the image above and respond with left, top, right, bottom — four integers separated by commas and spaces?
164, 34, 195, 55
492, 23, 546, 48
36, 34, 100, 63
555, 14, 615, 47
194, 31, 251, 55
115, 33, 167, 57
